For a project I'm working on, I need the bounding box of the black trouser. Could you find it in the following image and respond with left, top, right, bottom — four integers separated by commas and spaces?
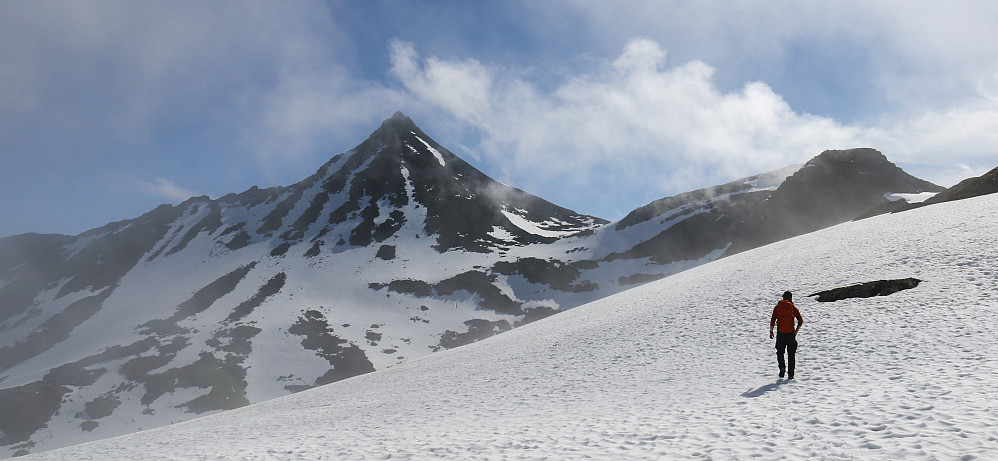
775, 332, 798, 376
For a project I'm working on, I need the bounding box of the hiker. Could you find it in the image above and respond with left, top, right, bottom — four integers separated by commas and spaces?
769, 291, 803, 379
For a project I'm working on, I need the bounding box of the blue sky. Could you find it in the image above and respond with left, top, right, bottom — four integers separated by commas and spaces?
2, 1, 997, 238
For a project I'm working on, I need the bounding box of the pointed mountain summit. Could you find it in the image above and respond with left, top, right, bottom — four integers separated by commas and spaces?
219, 111, 604, 256
297, 111, 605, 253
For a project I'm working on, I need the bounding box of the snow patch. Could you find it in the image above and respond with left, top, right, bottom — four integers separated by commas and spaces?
488, 226, 517, 243
412, 134, 446, 167
501, 209, 571, 238
744, 164, 803, 191
885, 191, 937, 203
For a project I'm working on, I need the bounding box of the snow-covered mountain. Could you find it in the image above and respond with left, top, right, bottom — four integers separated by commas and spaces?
22, 188, 998, 460
0, 113, 944, 457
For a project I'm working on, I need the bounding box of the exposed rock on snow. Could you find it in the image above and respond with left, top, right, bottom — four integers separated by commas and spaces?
808, 278, 922, 302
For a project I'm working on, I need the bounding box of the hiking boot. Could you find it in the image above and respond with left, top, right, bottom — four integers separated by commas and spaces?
779, 370, 785, 378
788, 374, 794, 380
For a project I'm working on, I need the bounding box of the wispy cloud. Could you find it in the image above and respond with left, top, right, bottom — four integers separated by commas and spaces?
389, 40, 493, 123
137, 178, 201, 203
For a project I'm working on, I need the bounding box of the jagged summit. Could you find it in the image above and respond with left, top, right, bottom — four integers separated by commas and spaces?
812, 147, 884, 162
300, 113, 605, 253
384, 111, 417, 130
767, 147, 943, 224
358, 111, 425, 159
728, 147, 944, 252
790, 148, 940, 192
197, 113, 605, 256
601, 147, 944, 266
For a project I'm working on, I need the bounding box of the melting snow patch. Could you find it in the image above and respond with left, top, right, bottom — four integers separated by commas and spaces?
488, 226, 517, 242
885, 192, 937, 203
745, 164, 803, 190
412, 134, 446, 167
501, 209, 571, 238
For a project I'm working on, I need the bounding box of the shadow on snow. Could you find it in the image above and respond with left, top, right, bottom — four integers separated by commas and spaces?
741, 380, 791, 398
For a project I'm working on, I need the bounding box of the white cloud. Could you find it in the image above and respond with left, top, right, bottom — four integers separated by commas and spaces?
612, 38, 667, 74
0, 1, 374, 162
391, 38, 863, 202
526, 1, 998, 113
389, 32, 998, 216
862, 101, 998, 187
137, 178, 201, 203
389, 40, 493, 123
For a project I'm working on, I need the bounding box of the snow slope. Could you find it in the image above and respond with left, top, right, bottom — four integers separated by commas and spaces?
23, 192, 998, 459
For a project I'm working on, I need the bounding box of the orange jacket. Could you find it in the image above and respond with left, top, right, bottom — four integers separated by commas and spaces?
770, 300, 802, 334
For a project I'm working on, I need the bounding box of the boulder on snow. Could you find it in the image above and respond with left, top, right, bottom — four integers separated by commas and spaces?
376, 244, 396, 260
808, 278, 921, 302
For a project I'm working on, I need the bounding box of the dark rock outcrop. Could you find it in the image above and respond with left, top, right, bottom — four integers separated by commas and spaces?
856, 165, 997, 220
606, 148, 944, 266
809, 278, 921, 302
923, 166, 998, 205
730, 149, 943, 253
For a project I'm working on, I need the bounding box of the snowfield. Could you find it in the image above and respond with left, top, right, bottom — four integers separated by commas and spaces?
25, 194, 998, 460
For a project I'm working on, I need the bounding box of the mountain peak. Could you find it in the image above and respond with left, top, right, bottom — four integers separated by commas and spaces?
303, 112, 605, 253
812, 147, 884, 162
385, 111, 416, 128
729, 147, 945, 250
373, 112, 418, 138
804, 148, 898, 173
796, 148, 942, 193
352, 112, 428, 163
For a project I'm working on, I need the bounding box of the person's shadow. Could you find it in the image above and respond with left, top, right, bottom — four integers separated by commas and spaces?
741, 380, 788, 398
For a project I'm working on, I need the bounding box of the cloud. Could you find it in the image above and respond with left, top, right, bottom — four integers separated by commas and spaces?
522, 1, 998, 113
137, 178, 201, 203
250, 66, 403, 171
390, 32, 998, 217
0, 1, 383, 167
389, 40, 493, 123
861, 100, 998, 187
390, 38, 863, 207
